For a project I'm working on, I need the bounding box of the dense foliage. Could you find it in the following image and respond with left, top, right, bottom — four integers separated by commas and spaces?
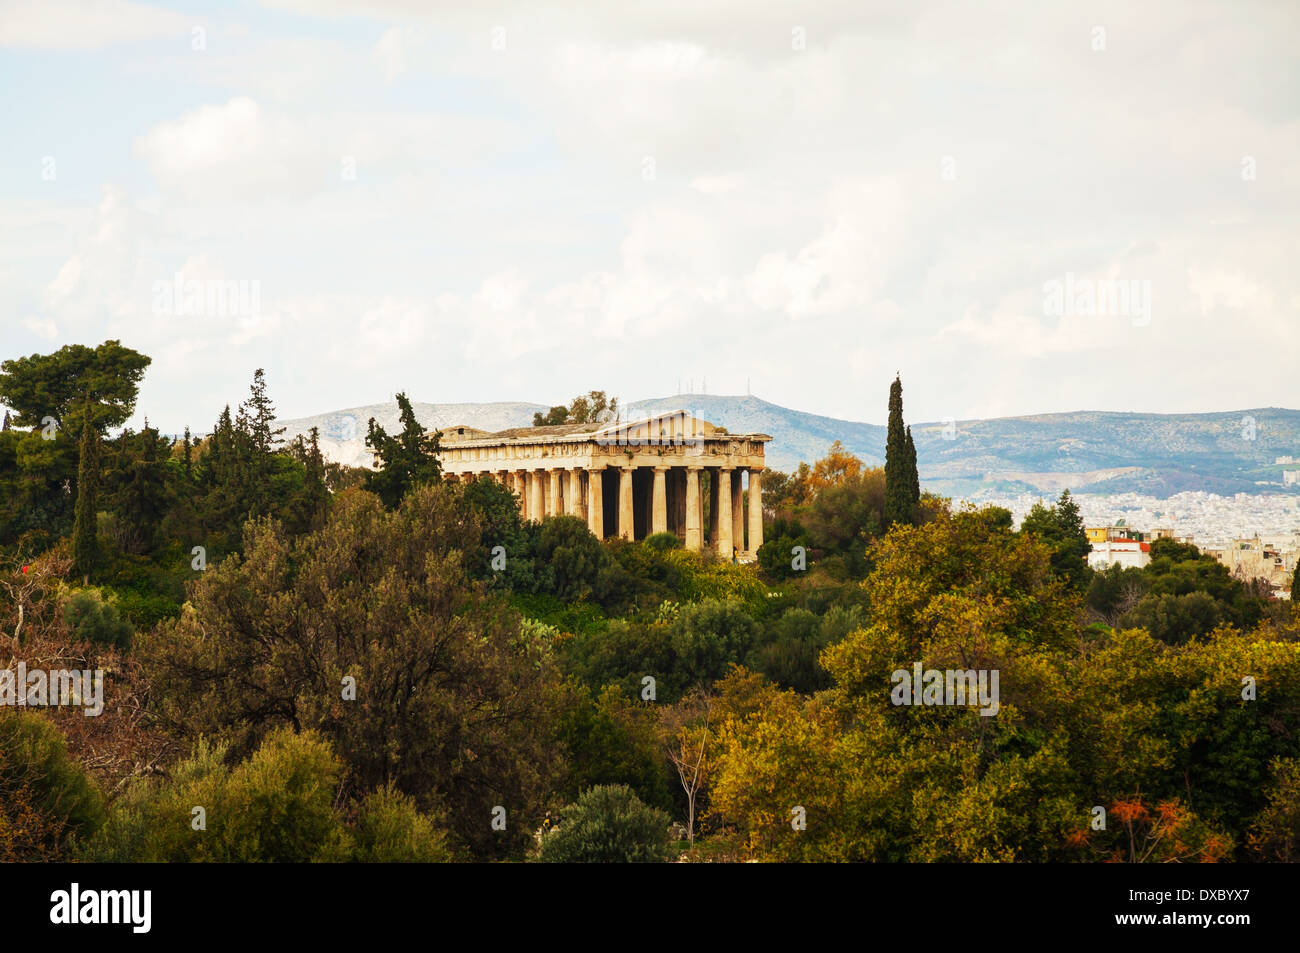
2, 349, 1296, 864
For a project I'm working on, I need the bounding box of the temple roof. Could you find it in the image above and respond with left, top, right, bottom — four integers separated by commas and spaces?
436, 409, 769, 445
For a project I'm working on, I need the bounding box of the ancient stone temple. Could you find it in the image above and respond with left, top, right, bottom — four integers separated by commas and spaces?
433, 410, 771, 556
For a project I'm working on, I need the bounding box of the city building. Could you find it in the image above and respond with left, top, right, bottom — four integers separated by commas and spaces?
1216, 534, 1299, 599
1087, 539, 1152, 570
1086, 521, 1149, 544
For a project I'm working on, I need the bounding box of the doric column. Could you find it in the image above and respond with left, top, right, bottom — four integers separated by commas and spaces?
748, 468, 763, 553
708, 470, 720, 546
618, 465, 635, 540
529, 470, 543, 522
716, 467, 734, 557
681, 470, 691, 538
586, 467, 604, 538
568, 468, 583, 520
732, 471, 745, 552
652, 466, 668, 535
685, 466, 703, 551
546, 468, 560, 517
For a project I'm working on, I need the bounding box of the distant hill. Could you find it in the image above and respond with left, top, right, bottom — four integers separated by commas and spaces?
276, 396, 1300, 499
910, 408, 1300, 498
276, 400, 546, 469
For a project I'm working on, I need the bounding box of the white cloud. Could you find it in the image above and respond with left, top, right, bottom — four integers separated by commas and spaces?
3, 0, 1298, 431
133, 97, 525, 201
0, 0, 188, 49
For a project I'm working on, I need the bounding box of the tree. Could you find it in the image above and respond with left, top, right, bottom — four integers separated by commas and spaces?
0, 713, 106, 861
538, 785, 672, 863
762, 463, 812, 513
1119, 591, 1222, 645
1067, 797, 1232, 863
534, 515, 607, 601
0, 340, 150, 435
364, 392, 441, 508
289, 426, 329, 528
808, 441, 863, 491
533, 391, 618, 427
62, 588, 133, 650
84, 729, 453, 863
72, 419, 100, 582
799, 467, 887, 570
905, 426, 920, 509
0, 544, 71, 647
756, 517, 812, 580
244, 366, 287, 462
883, 376, 918, 527
1086, 563, 1148, 626
143, 483, 561, 860
555, 683, 672, 811
104, 424, 172, 553
670, 598, 759, 685
661, 689, 712, 846
1020, 489, 1092, 591
533, 405, 568, 426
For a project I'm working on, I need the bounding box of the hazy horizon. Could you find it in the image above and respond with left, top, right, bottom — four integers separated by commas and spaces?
3, 0, 1297, 432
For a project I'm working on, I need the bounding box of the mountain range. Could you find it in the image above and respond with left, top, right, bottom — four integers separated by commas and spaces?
275, 395, 1300, 499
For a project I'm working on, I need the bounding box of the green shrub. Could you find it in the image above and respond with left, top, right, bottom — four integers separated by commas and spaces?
538, 784, 672, 863
644, 532, 681, 552
351, 785, 454, 862
84, 728, 453, 863
61, 587, 133, 650
0, 712, 106, 859
671, 598, 759, 685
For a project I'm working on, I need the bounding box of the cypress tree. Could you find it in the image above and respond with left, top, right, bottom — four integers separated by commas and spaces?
905, 425, 920, 513
73, 417, 100, 582
884, 375, 914, 527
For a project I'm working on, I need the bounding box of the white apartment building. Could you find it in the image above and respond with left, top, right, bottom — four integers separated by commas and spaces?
1087, 539, 1152, 570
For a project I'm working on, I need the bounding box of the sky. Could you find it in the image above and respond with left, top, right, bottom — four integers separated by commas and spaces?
1, 0, 1297, 432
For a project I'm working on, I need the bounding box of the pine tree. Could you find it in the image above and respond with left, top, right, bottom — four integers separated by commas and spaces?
1, 410, 10, 431
73, 417, 100, 581
365, 392, 442, 508
304, 426, 329, 521
1020, 488, 1092, 591
883, 376, 915, 527
244, 368, 285, 459
182, 426, 193, 480
112, 422, 170, 553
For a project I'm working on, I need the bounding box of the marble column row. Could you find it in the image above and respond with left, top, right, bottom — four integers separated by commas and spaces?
452, 464, 762, 554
